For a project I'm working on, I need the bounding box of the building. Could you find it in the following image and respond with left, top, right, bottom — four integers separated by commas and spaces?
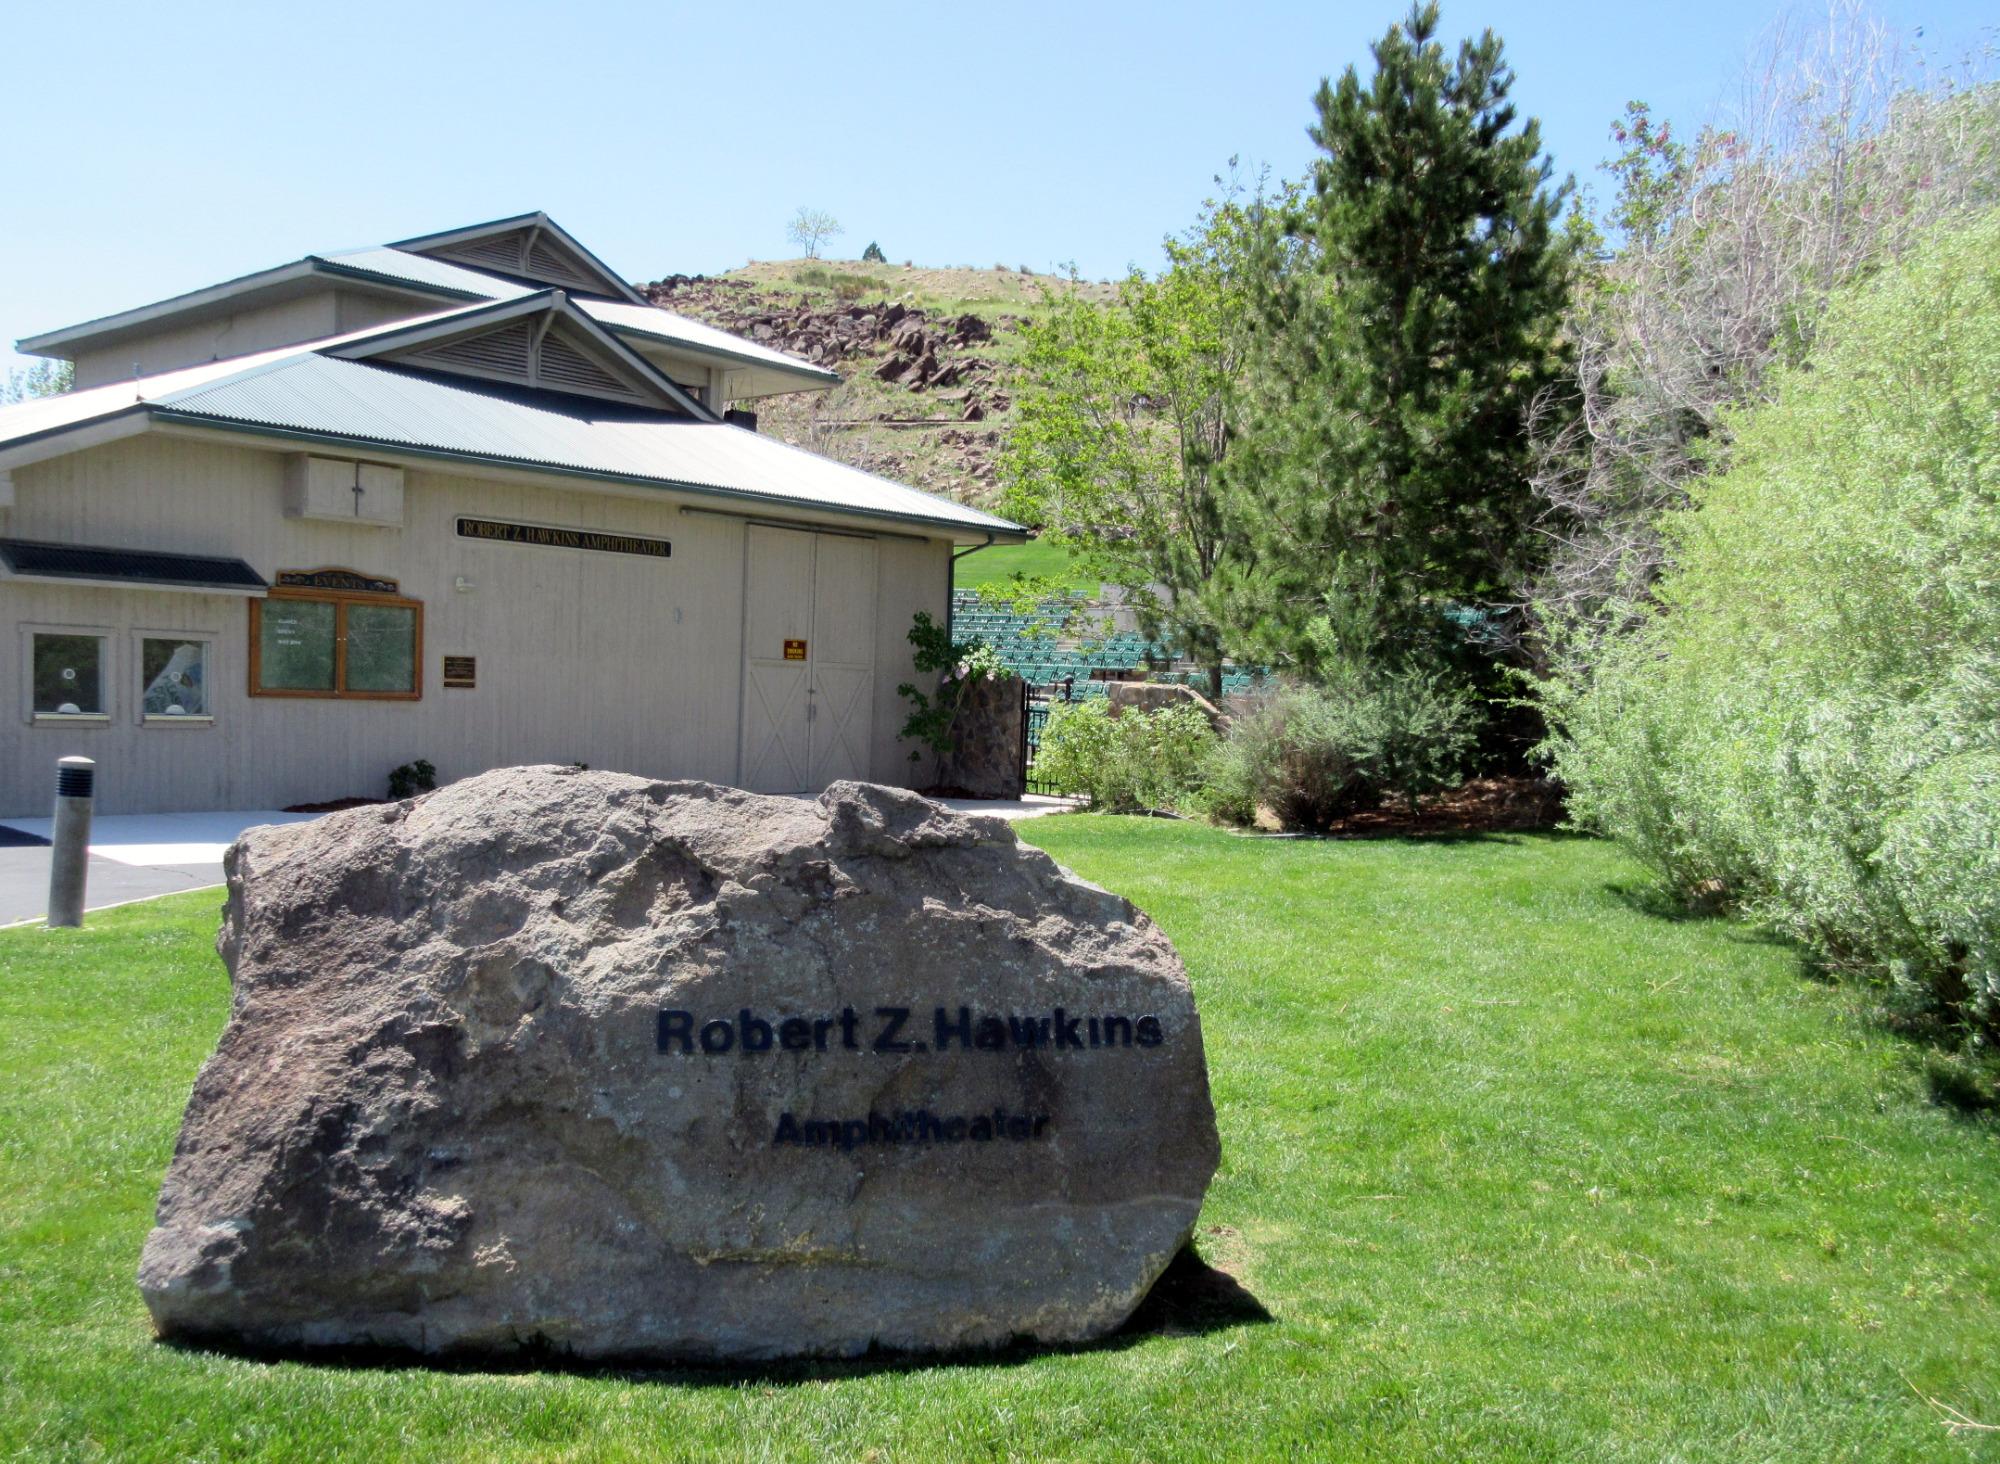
0, 213, 1022, 815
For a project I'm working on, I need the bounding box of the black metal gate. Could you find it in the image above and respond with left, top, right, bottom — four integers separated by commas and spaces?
1020, 696, 1050, 795
1020, 683, 1077, 796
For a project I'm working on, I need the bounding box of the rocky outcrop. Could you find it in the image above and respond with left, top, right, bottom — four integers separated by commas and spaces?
139, 768, 1218, 1362
644, 276, 1012, 403
640, 276, 1017, 497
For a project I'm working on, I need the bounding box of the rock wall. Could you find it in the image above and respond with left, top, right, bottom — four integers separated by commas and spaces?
940, 673, 1026, 799
1107, 681, 1227, 731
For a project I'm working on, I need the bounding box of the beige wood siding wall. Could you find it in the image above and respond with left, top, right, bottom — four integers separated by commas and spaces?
69, 294, 346, 388
0, 434, 950, 815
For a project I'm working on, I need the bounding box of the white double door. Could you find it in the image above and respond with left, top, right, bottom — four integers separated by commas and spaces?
739, 526, 879, 793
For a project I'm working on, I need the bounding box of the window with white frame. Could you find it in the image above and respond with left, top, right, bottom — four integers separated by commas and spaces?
31, 630, 109, 719
139, 635, 212, 721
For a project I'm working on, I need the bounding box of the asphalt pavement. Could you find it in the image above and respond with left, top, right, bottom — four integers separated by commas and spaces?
0, 812, 319, 927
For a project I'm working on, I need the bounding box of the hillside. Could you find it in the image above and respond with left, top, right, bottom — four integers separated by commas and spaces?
638, 260, 1116, 510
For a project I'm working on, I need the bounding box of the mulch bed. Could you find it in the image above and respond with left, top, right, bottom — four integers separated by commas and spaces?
1268, 775, 1566, 839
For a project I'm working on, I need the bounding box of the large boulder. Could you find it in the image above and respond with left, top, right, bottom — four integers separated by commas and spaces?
138, 768, 1219, 1362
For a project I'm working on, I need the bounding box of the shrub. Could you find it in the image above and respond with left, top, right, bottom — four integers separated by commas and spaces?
1034, 701, 1216, 813
387, 760, 436, 800
1543, 211, 2000, 1057
1210, 672, 1478, 831
896, 612, 1009, 778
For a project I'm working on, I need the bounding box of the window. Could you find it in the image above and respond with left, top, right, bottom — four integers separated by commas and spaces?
140, 636, 212, 721
32, 632, 108, 718
250, 586, 422, 699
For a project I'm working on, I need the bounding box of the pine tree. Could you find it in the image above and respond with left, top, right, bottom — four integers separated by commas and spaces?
1222, 3, 1571, 674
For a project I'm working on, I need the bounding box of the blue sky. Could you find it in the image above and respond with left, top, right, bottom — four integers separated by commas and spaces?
3, 0, 1992, 377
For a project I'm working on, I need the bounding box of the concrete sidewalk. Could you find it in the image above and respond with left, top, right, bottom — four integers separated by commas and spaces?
922, 794, 1078, 821
0, 811, 319, 927
0, 795, 1076, 929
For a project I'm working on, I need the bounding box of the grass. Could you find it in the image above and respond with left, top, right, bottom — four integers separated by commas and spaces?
724, 258, 1119, 319
953, 538, 1094, 598
3, 822, 1997, 1460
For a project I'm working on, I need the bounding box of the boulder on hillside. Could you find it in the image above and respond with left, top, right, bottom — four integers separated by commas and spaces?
138, 769, 1220, 1363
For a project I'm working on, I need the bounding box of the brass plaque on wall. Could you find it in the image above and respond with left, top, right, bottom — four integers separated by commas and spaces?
443, 655, 477, 689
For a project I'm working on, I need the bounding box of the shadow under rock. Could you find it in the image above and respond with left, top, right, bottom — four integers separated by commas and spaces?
158, 1241, 1273, 1388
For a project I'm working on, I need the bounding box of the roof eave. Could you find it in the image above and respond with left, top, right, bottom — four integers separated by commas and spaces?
609, 326, 840, 392
15, 257, 480, 360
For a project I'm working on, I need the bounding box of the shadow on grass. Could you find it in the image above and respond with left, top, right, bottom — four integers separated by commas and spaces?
157, 1243, 1272, 1387
1601, 881, 1793, 951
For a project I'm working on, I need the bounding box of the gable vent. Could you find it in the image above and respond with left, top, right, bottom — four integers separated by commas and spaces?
537, 333, 636, 397
418, 319, 535, 376
525, 239, 599, 291
382, 313, 683, 411
437, 233, 530, 274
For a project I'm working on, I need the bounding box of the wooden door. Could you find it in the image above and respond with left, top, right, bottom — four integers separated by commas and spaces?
738, 527, 879, 793
739, 526, 815, 792
807, 534, 878, 787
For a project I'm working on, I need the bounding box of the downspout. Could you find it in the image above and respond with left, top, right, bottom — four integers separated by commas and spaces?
947, 532, 996, 644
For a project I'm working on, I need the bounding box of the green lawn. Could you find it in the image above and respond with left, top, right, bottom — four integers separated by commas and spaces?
953, 538, 1095, 598
3, 822, 1996, 1461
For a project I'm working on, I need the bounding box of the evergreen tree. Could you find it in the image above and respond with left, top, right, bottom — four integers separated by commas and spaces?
1222, 3, 1570, 674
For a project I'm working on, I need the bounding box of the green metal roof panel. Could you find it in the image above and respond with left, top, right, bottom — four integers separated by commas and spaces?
151, 354, 1019, 536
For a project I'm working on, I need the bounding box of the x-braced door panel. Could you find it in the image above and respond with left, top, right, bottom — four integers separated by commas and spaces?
738, 526, 878, 793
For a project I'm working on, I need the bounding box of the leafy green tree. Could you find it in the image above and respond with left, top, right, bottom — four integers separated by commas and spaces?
1001, 184, 1271, 698
1, 359, 73, 404
861, 241, 887, 264
1222, 3, 1571, 674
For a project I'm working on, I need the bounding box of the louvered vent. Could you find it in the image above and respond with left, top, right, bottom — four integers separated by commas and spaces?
417, 320, 536, 379
524, 238, 597, 290
382, 312, 682, 408
538, 333, 639, 398
437, 233, 530, 273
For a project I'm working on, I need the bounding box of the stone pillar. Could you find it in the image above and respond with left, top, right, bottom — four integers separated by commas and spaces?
939, 674, 1027, 799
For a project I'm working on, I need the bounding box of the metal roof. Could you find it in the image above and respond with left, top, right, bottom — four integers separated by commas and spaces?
21, 237, 838, 396
576, 299, 839, 383
0, 536, 268, 592
159, 356, 1018, 535
0, 307, 1024, 541
388, 212, 649, 305
316, 251, 837, 384
314, 248, 530, 301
